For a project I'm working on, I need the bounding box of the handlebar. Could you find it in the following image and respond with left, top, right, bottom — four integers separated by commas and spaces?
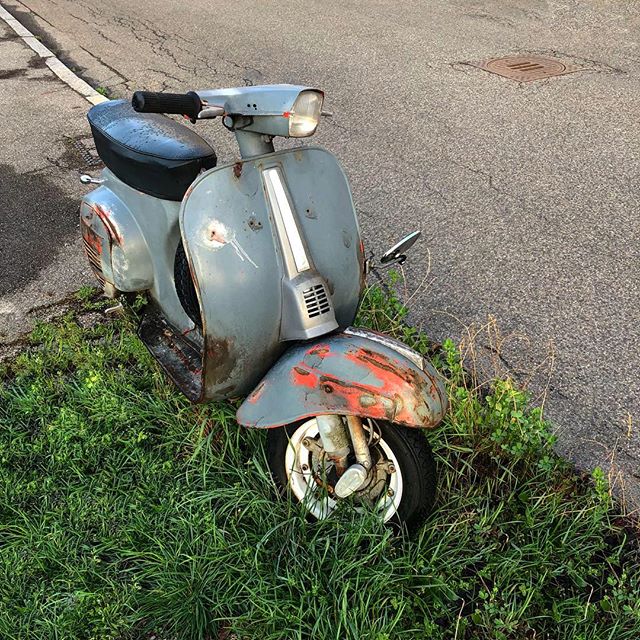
131, 91, 202, 120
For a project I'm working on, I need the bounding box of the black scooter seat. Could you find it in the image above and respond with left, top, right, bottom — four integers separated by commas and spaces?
87, 100, 216, 201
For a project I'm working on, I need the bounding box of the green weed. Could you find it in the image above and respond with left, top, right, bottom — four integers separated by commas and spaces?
0, 286, 638, 639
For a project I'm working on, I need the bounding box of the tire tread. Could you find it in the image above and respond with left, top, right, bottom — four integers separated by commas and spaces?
266, 420, 437, 533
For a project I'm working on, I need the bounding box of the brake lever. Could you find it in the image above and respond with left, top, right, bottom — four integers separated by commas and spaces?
198, 105, 225, 119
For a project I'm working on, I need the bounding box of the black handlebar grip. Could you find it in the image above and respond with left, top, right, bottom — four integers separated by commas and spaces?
131, 91, 202, 119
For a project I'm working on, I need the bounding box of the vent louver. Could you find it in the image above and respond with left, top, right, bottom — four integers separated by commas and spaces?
83, 236, 106, 287
302, 283, 331, 318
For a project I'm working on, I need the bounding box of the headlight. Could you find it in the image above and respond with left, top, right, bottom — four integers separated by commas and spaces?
288, 90, 323, 137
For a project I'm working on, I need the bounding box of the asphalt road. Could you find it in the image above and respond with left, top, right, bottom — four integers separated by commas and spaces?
2, 1, 639, 502
0, 17, 92, 345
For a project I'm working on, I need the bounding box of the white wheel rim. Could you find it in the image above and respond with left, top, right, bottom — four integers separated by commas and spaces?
284, 418, 404, 522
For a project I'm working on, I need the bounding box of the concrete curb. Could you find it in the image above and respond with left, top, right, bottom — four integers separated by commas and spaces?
0, 2, 108, 106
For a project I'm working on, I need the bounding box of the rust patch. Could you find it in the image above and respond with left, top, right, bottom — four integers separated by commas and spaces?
205, 336, 235, 386
248, 216, 263, 231
247, 380, 266, 404
358, 239, 366, 294
204, 220, 231, 247
138, 311, 204, 402
303, 343, 332, 368
238, 332, 448, 430
306, 344, 330, 357
163, 327, 203, 376
347, 345, 439, 393
292, 366, 317, 389
92, 204, 122, 245
350, 347, 400, 376
233, 162, 243, 179
81, 223, 103, 256
81, 222, 106, 287
289, 353, 438, 427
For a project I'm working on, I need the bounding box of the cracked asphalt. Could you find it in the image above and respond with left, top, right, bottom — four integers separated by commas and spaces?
2, 0, 639, 503
0, 17, 92, 346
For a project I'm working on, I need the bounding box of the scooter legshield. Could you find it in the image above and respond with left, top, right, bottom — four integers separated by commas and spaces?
179, 146, 363, 401
236, 329, 448, 429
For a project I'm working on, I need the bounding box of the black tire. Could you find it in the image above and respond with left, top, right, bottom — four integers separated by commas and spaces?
174, 240, 202, 328
266, 418, 437, 532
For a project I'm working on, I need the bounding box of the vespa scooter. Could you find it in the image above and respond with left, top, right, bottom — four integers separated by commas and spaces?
79, 85, 447, 529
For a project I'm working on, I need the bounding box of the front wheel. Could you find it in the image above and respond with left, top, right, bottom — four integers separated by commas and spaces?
266, 417, 437, 531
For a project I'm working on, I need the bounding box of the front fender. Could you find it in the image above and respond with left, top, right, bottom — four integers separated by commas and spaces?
236, 328, 448, 428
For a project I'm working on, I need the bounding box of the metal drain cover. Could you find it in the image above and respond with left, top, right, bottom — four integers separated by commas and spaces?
72, 136, 102, 167
469, 55, 581, 82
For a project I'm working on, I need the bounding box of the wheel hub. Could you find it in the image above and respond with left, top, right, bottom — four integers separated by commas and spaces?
284, 418, 403, 521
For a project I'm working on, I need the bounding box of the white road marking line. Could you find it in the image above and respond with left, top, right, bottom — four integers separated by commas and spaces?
0, 2, 109, 106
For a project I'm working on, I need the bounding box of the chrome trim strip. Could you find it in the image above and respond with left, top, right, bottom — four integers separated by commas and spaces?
262, 167, 310, 273
344, 327, 425, 370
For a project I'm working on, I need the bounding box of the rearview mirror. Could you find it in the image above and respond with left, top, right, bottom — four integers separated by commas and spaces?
379, 230, 421, 266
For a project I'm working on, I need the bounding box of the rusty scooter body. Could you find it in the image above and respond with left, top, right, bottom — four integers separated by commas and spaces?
79, 84, 447, 528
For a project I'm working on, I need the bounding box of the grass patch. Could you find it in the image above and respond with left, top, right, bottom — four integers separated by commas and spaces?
0, 287, 638, 639
95, 86, 112, 98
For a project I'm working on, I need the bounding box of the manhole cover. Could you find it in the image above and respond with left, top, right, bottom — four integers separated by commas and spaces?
469, 55, 581, 82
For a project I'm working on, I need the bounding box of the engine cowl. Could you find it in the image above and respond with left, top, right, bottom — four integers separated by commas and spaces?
80, 187, 154, 296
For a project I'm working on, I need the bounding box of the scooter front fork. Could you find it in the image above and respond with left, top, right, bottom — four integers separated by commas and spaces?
315, 415, 350, 474
316, 414, 372, 498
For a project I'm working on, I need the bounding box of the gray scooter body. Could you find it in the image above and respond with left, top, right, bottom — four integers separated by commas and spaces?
179, 147, 363, 401
79, 84, 449, 527
80, 142, 363, 403
79, 84, 446, 430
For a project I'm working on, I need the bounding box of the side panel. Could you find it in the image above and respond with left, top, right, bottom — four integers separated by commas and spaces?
81, 169, 194, 333
236, 330, 448, 429
80, 183, 154, 293
181, 147, 363, 401
103, 171, 193, 332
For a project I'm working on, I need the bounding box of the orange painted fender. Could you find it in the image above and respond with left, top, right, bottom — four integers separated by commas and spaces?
236, 328, 448, 429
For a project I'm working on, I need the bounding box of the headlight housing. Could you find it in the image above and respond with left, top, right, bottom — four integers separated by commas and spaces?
288, 90, 323, 137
